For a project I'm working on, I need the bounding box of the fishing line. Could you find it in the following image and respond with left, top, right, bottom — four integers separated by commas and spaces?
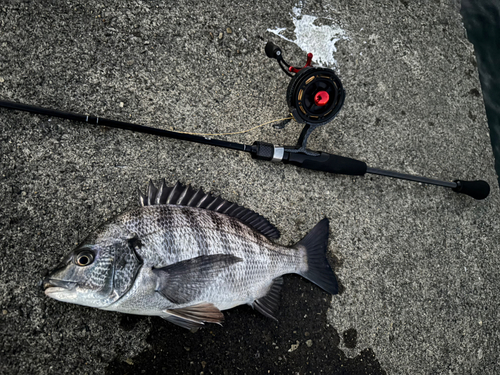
169, 117, 293, 137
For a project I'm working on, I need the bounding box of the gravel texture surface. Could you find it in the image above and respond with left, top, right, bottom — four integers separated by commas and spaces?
1, 0, 498, 374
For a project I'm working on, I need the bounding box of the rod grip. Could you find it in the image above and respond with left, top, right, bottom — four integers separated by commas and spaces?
284, 152, 367, 176
452, 180, 490, 200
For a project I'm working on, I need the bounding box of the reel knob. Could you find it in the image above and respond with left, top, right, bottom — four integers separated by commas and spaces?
265, 41, 283, 60
314, 91, 330, 106
286, 67, 345, 126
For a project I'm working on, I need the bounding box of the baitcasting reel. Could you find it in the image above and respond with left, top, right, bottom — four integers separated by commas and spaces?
265, 41, 345, 151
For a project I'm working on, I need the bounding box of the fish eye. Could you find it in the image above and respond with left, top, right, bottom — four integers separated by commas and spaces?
75, 251, 94, 267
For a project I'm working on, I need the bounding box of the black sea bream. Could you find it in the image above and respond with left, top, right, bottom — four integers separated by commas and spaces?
43, 180, 339, 329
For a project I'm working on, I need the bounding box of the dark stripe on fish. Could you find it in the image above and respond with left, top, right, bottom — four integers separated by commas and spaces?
228, 217, 244, 237
208, 211, 232, 251
181, 207, 209, 256
230, 214, 266, 252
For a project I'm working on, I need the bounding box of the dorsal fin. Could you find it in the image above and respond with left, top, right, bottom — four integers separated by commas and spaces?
138, 179, 280, 239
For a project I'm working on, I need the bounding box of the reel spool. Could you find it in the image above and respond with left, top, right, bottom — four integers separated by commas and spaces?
286, 67, 345, 126
265, 41, 345, 150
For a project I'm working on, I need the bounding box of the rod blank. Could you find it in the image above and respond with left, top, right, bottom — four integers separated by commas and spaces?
0, 100, 252, 153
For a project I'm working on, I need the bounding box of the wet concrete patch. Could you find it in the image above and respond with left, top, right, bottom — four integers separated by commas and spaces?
106, 275, 385, 375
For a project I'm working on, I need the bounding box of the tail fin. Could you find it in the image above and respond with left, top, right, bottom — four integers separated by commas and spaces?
296, 218, 339, 295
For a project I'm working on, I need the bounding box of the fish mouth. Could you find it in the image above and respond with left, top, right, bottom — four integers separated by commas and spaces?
41, 278, 78, 292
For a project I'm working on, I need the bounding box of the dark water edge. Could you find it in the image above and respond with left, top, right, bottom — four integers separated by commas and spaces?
461, 0, 500, 188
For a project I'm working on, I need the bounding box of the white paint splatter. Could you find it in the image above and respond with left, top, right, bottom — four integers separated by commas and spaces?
267, 3, 347, 67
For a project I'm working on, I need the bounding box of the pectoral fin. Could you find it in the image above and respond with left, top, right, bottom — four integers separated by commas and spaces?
162, 302, 224, 329
153, 254, 242, 304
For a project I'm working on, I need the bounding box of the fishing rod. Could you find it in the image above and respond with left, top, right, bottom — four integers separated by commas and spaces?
0, 42, 490, 200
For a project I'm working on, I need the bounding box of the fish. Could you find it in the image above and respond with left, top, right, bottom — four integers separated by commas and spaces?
42, 179, 339, 329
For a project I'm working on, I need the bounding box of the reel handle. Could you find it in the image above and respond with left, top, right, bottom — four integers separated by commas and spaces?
265, 41, 282, 60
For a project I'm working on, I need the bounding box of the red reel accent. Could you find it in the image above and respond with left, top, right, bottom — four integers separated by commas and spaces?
314, 91, 329, 106
289, 53, 313, 74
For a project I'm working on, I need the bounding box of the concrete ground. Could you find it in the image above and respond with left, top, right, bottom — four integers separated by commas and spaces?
1, 0, 499, 374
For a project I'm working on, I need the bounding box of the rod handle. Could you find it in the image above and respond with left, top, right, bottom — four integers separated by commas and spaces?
285, 151, 367, 176
452, 180, 490, 200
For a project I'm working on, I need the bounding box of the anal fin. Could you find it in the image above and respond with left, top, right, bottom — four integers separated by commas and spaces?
253, 277, 283, 322
162, 302, 224, 330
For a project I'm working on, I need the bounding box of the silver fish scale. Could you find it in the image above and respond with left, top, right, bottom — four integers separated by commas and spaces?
115, 205, 305, 308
